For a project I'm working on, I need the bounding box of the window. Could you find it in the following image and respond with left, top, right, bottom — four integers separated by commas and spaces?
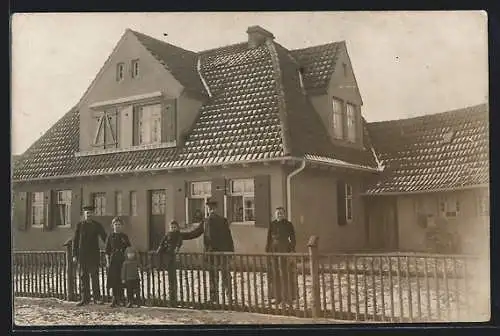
187, 181, 211, 227
151, 190, 166, 215
342, 63, 348, 77
439, 195, 460, 218
116, 63, 125, 81
56, 190, 72, 227
131, 59, 139, 78
130, 191, 137, 216
345, 183, 353, 222
115, 191, 123, 216
136, 104, 162, 145
229, 179, 255, 224
332, 98, 344, 139
30, 192, 45, 228
346, 103, 356, 142
92, 193, 107, 216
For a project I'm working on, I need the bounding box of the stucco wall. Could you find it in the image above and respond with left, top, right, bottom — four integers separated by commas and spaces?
395, 189, 489, 254
12, 164, 285, 253
78, 30, 188, 152
290, 167, 367, 253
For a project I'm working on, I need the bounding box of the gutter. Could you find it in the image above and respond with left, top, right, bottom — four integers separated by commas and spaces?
196, 57, 212, 98
286, 160, 307, 222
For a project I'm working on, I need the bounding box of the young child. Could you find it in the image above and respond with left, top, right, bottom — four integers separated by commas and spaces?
156, 220, 183, 305
105, 217, 131, 307
121, 246, 141, 308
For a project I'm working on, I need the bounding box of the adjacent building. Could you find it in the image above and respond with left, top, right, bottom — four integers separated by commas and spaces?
365, 104, 489, 254
12, 26, 381, 253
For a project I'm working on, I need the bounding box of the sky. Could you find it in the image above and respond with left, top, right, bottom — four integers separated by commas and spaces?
11, 11, 488, 155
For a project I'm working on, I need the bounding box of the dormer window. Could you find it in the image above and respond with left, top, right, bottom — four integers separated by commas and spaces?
131, 59, 140, 78
116, 63, 125, 81
346, 103, 357, 142
134, 104, 162, 145
332, 98, 344, 139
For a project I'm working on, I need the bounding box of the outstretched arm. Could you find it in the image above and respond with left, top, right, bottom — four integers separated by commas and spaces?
97, 221, 107, 243
180, 222, 204, 240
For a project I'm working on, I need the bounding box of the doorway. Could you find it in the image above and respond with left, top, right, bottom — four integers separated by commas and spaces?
148, 189, 166, 251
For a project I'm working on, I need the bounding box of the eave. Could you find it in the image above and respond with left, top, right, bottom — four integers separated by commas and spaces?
361, 183, 490, 196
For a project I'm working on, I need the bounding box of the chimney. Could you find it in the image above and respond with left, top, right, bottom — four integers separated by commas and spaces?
246, 25, 275, 48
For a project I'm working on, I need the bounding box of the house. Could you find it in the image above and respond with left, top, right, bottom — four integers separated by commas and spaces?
12, 26, 381, 253
364, 104, 489, 254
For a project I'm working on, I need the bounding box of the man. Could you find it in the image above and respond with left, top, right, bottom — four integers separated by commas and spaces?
72, 205, 107, 306
182, 199, 234, 303
265, 206, 297, 305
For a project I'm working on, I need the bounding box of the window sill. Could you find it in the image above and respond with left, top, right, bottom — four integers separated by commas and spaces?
31, 225, 44, 229
75, 141, 177, 157
230, 221, 255, 226
56, 225, 72, 229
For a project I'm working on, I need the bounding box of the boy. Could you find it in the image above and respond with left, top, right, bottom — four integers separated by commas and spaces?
156, 220, 183, 305
121, 247, 141, 308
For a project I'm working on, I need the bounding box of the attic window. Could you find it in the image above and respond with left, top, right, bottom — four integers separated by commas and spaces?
131, 59, 140, 78
442, 130, 455, 144
342, 63, 348, 77
116, 62, 125, 81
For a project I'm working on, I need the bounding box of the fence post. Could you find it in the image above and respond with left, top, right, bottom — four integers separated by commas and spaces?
307, 235, 320, 318
63, 239, 76, 301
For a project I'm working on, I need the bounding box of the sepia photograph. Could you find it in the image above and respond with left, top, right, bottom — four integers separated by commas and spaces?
11, 11, 490, 326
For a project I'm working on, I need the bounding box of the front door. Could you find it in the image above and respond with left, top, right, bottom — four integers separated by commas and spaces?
149, 189, 166, 251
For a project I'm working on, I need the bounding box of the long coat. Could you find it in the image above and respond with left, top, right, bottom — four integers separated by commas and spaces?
72, 219, 107, 272
105, 232, 131, 289
265, 219, 296, 253
182, 213, 234, 252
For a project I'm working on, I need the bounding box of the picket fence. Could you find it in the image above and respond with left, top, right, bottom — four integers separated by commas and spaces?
12, 237, 483, 322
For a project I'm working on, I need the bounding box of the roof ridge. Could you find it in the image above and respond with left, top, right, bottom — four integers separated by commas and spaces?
128, 29, 197, 55
368, 103, 489, 126
197, 41, 247, 55
290, 40, 344, 52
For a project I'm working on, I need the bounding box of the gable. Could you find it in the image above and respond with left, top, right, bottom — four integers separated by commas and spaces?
327, 42, 363, 106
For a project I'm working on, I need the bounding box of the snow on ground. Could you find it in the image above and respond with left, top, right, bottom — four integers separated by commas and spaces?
14, 297, 345, 326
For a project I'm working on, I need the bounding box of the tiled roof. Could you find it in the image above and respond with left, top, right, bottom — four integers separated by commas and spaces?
12, 30, 382, 181
365, 104, 489, 194
13, 108, 79, 181
130, 30, 206, 96
290, 42, 342, 92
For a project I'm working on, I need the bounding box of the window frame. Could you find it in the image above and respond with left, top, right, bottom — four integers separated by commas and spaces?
346, 102, 357, 143
30, 192, 45, 228
55, 190, 72, 227
477, 192, 489, 216
130, 191, 138, 216
332, 97, 344, 140
92, 109, 119, 149
186, 181, 212, 228
116, 62, 125, 82
131, 59, 140, 78
92, 192, 107, 216
439, 195, 460, 218
115, 191, 123, 216
229, 178, 255, 225
345, 183, 353, 222
136, 103, 163, 146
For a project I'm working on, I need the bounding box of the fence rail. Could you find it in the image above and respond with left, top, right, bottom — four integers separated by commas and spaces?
12, 240, 484, 322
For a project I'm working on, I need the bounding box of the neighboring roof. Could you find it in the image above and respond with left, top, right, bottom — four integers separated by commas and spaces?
365, 104, 489, 194
130, 30, 206, 96
12, 29, 382, 181
290, 42, 342, 93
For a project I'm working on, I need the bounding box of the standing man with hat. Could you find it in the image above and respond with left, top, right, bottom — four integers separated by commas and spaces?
182, 198, 234, 303
72, 205, 107, 306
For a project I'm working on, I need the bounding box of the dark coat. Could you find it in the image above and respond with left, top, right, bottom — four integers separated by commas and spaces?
72, 219, 107, 272
182, 213, 234, 252
105, 232, 131, 289
156, 231, 183, 255
265, 219, 296, 253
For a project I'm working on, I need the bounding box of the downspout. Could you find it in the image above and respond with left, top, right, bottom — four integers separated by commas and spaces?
286, 160, 307, 222
196, 57, 212, 98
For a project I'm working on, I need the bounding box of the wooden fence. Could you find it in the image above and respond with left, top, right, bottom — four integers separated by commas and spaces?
12, 237, 484, 322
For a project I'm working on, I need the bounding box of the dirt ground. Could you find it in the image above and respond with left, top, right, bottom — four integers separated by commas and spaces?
14, 297, 344, 326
